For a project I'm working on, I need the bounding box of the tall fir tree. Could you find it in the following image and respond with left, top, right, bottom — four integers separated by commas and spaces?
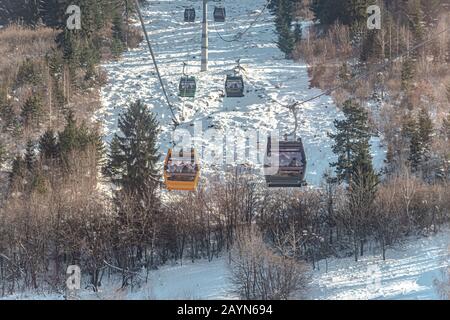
416, 107, 433, 163
39, 0, 71, 28
0, 141, 6, 168
9, 155, 27, 188
275, 0, 296, 58
311, 0, 347, 26
293, 22, 303, 43
58, 110, 79, 156
111, 11, 126, 58
39, 129, 60, 160
58, 111, 103, 168
21, 95, 42, 127
311, 0, 376, 28
401, 57, 415, 92
105, 100, 160, 197
402, 109, 434, 171
24, 140, 36, 172
329, 99, 374, 184
407, 0, 425, 44
347, 164, 379, 261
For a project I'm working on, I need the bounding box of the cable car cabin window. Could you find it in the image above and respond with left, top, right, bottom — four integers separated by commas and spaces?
226, 80, 242, 89
278, 150, 304, 169
264, 140, 307, 187
225, 76, 244, 97
214, 7, 226, 22
164, 149, 200, 188
184, 8, 196, 22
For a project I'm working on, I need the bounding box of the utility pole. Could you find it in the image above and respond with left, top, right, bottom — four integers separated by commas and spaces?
201, 0, 208, 72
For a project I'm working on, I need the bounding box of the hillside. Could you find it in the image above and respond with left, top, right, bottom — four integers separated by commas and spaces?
96, 0, 386, 186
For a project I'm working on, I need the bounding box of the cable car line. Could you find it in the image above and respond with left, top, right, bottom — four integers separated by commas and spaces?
242, 25, 450, 128
285, 26, 450, 114
134, 0, 179, 126
212, 0, 271, 43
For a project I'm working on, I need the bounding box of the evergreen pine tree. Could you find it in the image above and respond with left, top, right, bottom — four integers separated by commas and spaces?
346, 0, 374, 31
111, 10, 126, 57
58, 110, 79, 161
10, 155, 26, 186
446, 82, 450, 102
0, 0, 40, 26
24, 140, 36, 172
105, 100, 160, 197
39, 0, 70, 28
0, 141, 6, 168
402, 113, 420, 169
39, 129, 59, 160
416, 107, 433, 162
401, 58, 415, 91
275, 0, 295, 58
16, 58, 41, 86
347, 164, 379, 261
59, 30, 78, 69
329, 99, 373, 184
293, 22, 303, 43
311, 0, 347, 26
442, 113, 450, 141
58, 111, 104, 168
311, 0, 374, 28
402, 109, 434, 171
112, 11, 125, 43
407, 0, 425, 43
408, 125, 422, 170
21, 95, 42, 127
360, 30, 378, 62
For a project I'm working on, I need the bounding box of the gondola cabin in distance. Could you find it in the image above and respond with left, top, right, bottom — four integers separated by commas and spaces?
225, 75, 245, 97
213, 6, 226, 22
164, 148, 200, 191
179, 75, 196, 97
184, 8, 196, 22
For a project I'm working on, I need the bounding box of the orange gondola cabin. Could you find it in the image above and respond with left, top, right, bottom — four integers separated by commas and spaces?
164, 148, 200, 191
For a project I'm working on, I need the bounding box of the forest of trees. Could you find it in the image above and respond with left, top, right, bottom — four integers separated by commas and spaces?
0, 0, 449, 300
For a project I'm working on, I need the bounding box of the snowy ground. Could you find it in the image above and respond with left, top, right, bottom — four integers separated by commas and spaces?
310, 231, 450, 300
95, 0, 386, 186
137, 230, 450, 300
4, 230, 448, 300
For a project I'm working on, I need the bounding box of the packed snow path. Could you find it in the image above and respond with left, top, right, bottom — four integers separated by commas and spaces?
97, 0, 386, 186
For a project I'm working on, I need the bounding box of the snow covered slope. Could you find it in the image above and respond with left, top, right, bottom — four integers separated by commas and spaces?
140, 231, 449, 300
310, 231, 450, 300
4, 230, 447, 300
96, 0, 386, 186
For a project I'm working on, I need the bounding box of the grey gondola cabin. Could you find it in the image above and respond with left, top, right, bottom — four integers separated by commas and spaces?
264, 137, 307, 188
184, 8, 196, 22
225, 75, 244, 97
213, 6, 226, 22
179, 76, 196, 97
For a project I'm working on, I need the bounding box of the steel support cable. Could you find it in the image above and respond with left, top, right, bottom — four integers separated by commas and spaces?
248, 25, 450, 115
134, 0, 179, 126
212, 0, 272, 43
240, 26, 450, 137
287, 26, 450, 111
